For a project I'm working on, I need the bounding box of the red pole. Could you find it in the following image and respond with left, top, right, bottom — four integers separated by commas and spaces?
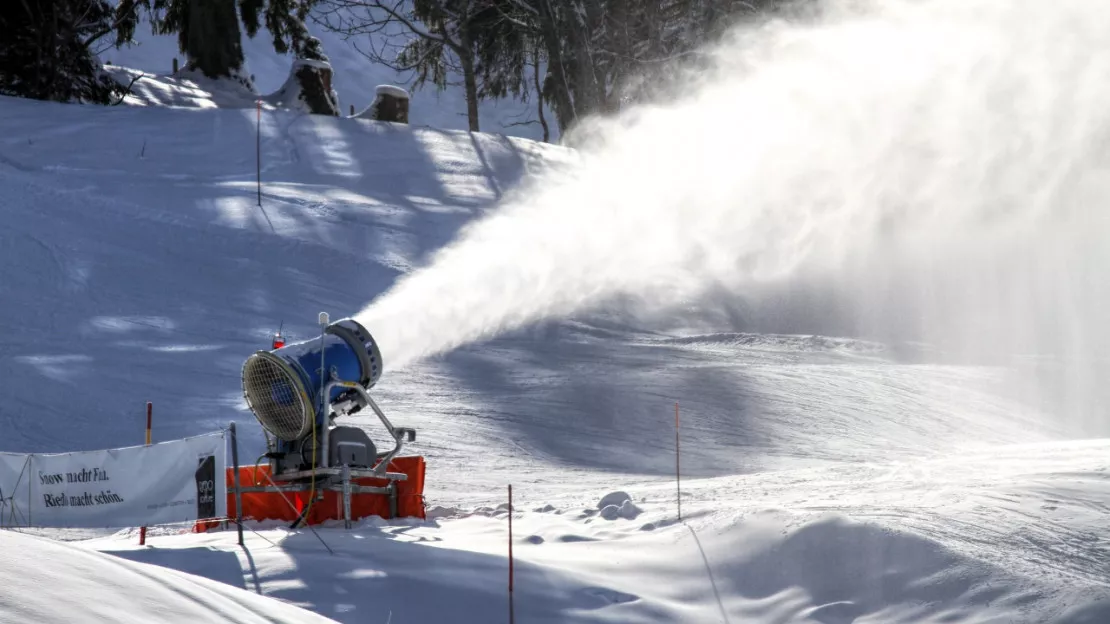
508, 484, 515, 624
675, 402, 681, 522
140, 402, 152, 545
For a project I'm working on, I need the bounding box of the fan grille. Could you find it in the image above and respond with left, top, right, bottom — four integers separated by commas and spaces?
242, 353, 312, 441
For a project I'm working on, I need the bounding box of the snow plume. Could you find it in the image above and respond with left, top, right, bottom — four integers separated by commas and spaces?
358, 0, 1110, 422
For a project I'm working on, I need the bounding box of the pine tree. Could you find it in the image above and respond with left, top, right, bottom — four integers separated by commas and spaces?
0, 0, 134, 104
142, 0, 247, 80
139, 0, 322, 83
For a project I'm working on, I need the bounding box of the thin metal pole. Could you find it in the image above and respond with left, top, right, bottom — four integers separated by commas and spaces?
256, 100, 262, 207
342, 464, 351, 530
675, 402, 681, 523
508, 483, 515, 624
230, 422, 244, 547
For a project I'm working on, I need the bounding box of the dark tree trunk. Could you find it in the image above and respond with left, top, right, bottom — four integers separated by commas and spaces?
459, 51, 480, 132
455, 26, 480, 133
536, 0, 576, 133
533, 44, 549, 142
183, 0, 245, 79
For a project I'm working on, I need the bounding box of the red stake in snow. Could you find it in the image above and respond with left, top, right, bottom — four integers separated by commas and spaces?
139, 402, 152, 545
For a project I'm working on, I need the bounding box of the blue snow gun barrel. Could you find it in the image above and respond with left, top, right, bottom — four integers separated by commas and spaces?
241, 318, 382, 442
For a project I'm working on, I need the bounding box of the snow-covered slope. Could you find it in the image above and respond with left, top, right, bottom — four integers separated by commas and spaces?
0, 94, 565, 458
0, 64, 1107, 622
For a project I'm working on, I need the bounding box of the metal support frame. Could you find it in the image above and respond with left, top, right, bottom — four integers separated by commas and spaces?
233, 468, 403, 525
321, 378, 409, 477
232, 376, 412, 528
341, 464, 352, 529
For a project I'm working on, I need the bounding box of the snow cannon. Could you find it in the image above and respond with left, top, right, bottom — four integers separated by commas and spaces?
241, 315, 415, 480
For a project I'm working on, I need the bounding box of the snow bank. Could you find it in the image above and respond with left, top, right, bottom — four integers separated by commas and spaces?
0, 529, 335, 623
103, 66, 258, 109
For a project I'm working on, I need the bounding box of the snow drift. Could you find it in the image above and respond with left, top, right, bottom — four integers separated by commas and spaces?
0, 529, 335, 623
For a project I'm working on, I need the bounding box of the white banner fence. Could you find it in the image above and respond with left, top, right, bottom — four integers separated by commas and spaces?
0, 430, 228, 529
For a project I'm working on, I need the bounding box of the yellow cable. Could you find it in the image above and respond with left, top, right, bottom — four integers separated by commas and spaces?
298, 389, 318, 528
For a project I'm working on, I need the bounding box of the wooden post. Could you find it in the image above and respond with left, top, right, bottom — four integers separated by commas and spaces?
139, 402, 152, 545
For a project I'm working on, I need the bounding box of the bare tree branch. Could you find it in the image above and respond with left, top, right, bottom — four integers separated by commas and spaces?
81, 0, 141, 52
111, 71, 145, 105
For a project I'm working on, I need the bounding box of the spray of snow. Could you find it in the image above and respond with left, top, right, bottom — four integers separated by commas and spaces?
356, 0, 1110, 424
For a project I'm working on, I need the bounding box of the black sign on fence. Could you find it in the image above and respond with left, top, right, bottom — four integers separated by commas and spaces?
195, 455, 216, 519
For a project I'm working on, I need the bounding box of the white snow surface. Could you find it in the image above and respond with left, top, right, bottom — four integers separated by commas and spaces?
2, 38, 1110, 622
0, 529, 334, 623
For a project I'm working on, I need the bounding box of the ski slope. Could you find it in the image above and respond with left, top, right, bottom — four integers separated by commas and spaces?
1, 42, 1109, 623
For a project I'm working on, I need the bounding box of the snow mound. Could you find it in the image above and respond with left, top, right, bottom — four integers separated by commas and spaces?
599, 500, 642, 521
594, 492, 641, 520
104, 66, 258, 109
597, 491, 632, 509
0, 529, 334, 623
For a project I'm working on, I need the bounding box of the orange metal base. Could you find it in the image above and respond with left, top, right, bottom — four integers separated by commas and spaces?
193, 456, 426, 532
